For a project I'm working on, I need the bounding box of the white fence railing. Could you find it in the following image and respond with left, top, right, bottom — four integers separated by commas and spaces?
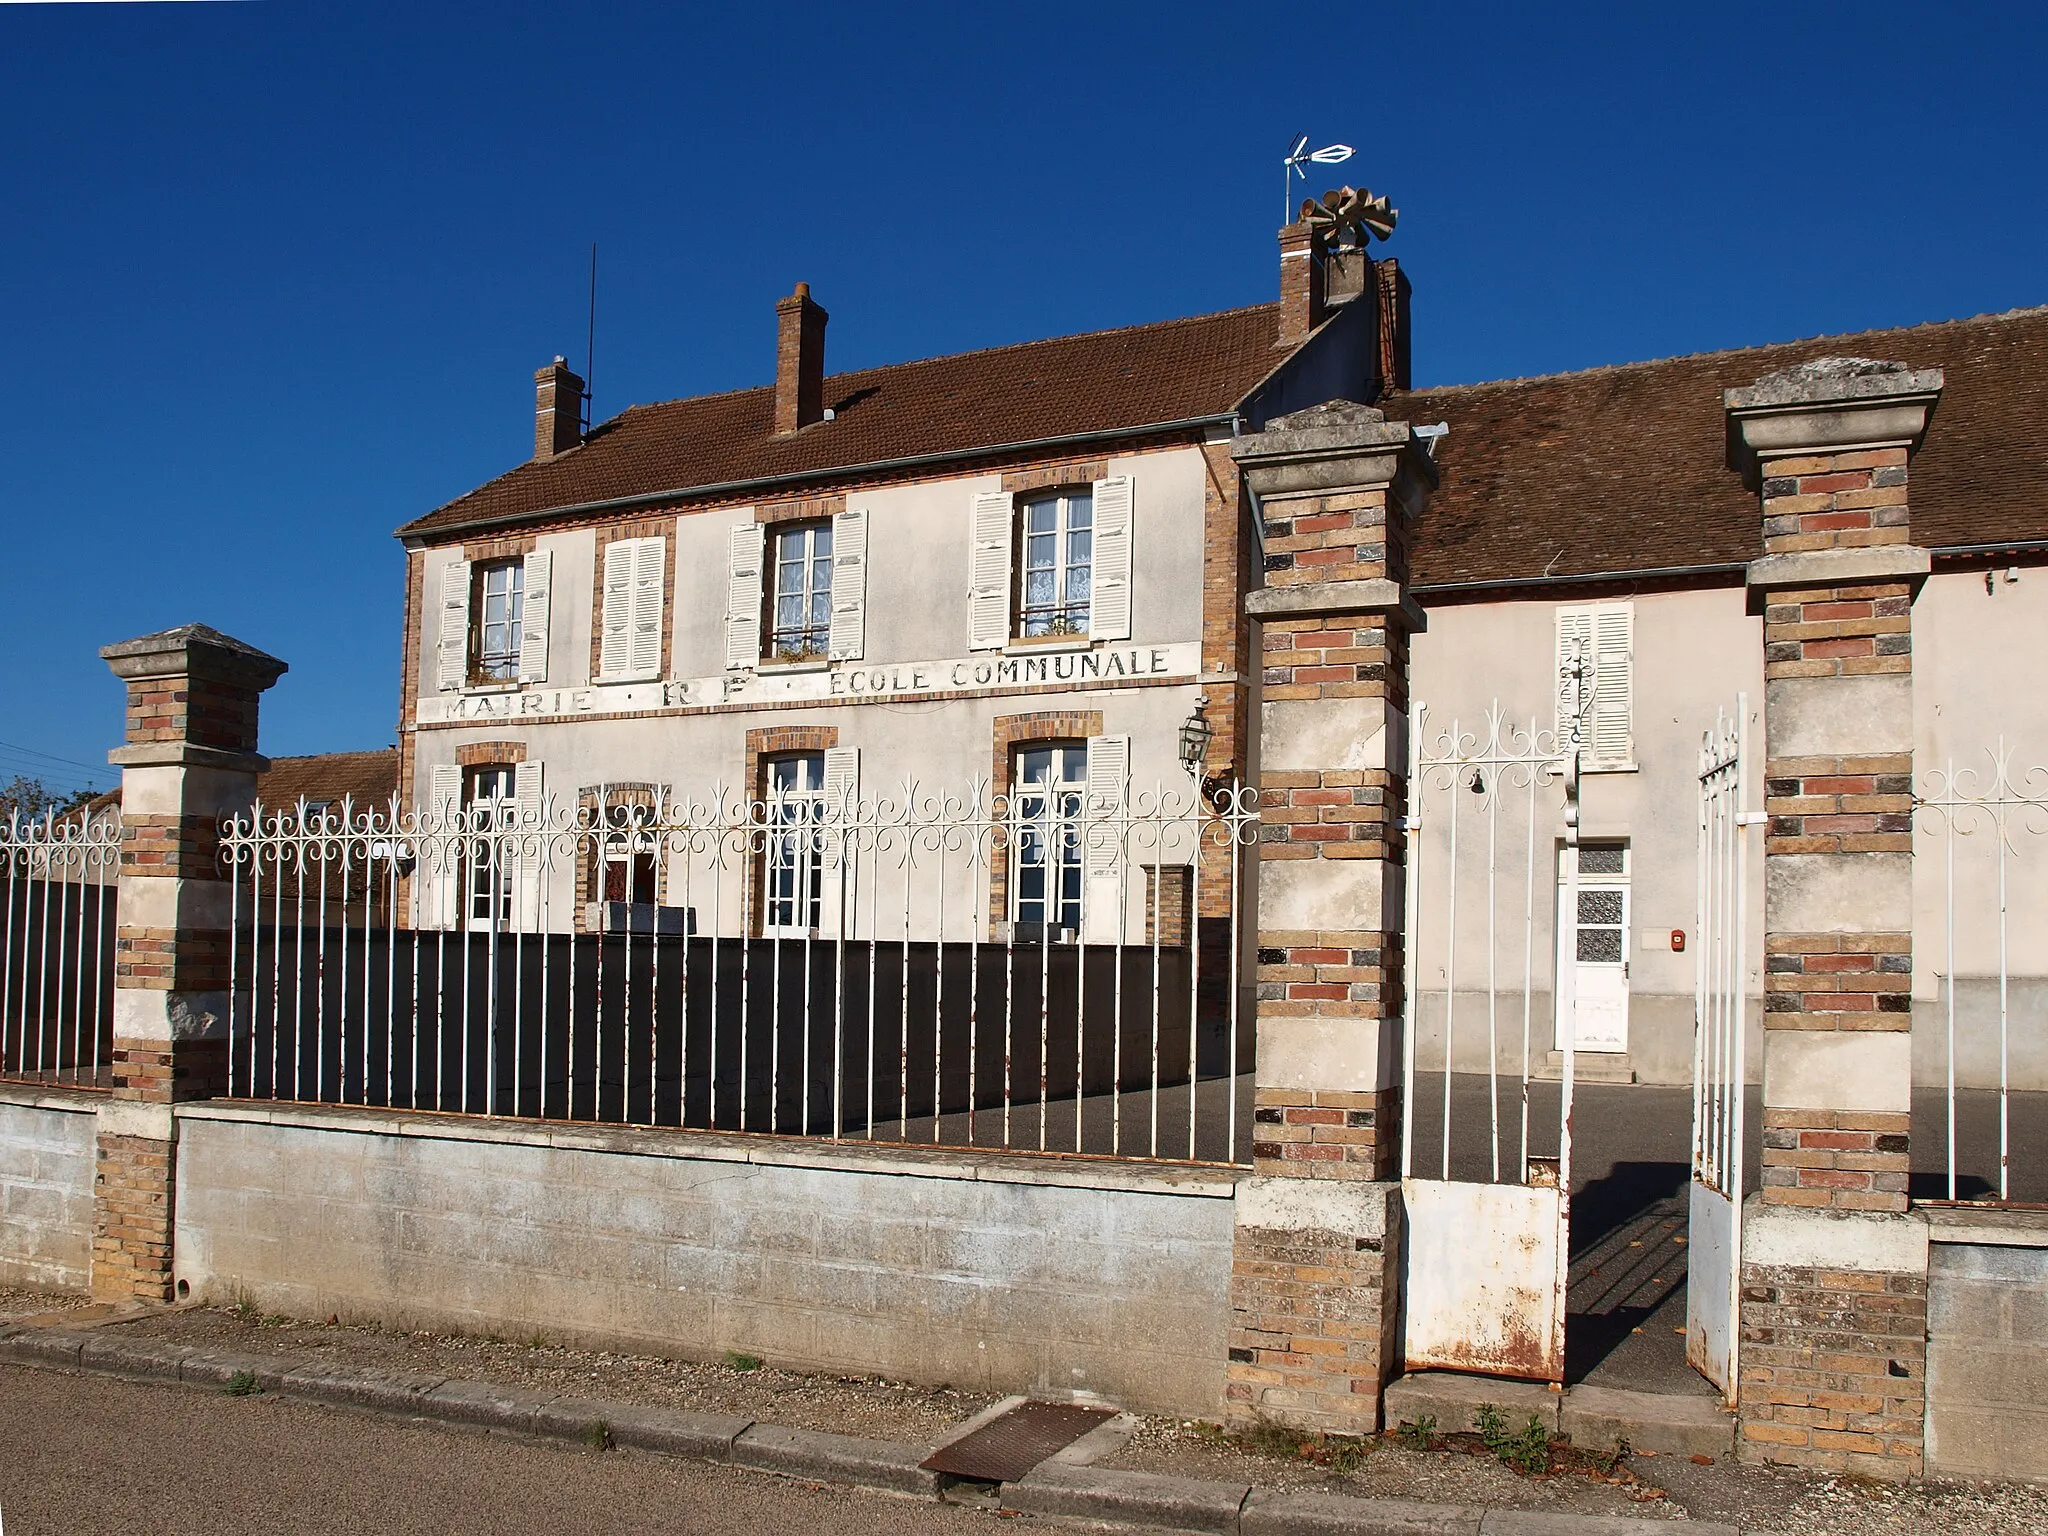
1, 806, 119, 1087
1918, 742, 2048, 1204
218, 779, 1257, 1164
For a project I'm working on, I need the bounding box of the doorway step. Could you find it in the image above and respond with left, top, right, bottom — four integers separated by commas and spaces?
1383, 1371, 1732, 1460
1534, 1050, 1636, 1084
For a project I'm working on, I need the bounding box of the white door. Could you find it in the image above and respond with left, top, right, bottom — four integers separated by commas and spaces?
1556, 844, 1629, 1053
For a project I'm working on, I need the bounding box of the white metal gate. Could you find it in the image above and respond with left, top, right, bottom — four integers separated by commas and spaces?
1402, 702, 1578, 1382
1688, 697, 1752, 1407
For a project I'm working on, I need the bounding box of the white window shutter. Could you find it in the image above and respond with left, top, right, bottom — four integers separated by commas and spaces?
436, 558, 471, 691
968, 490, 1014, 651
1084, 734, 1131, 876
1554, 605, 1594, 753
1089, 475, 1134, 642
599, 540, 634, 679
518, 549, 552, 683
1590, 604, 1634, 765
629, 536, 666, 679
829, 508, 868, 661
424, 764, 463, 929
822, 746, 861, 874
512, 761, 546, 929
725, 521, 766, 670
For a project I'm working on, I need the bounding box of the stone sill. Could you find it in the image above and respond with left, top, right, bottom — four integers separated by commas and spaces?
1004, 636, 1092, 656
1922, 1203, 2048, 1248
174, 1098, 1243, 1199
0, 1080, 110, 1114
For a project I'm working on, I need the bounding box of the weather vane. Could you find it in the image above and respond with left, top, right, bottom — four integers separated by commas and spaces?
1283, 134, 1354, 222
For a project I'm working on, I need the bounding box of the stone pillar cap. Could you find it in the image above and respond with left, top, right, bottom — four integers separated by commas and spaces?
1723, 357, 1944, 480
1231, 399, 1439, 503
102, 624, 288, 689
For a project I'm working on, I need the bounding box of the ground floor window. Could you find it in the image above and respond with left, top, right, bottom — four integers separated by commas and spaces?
764, 752, 825, 934
1012, 742, 1086, 936
464, 765, 516, 929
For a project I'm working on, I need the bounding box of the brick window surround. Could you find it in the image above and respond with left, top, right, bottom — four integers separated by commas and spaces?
743, 725, 840, 935
573, 780, 665, 934
587, 517, 679, 682
454, 741, 528, 767
987, 710, 1103, 931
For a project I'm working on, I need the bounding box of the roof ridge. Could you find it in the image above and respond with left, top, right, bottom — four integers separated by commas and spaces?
614, 302, 1283, 416
1396, 303, 2048, 401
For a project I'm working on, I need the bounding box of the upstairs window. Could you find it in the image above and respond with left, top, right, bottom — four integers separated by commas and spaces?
435, 550, 552, 691
1555, 602, 1635, 769
969, 476, 1132, 651
769, 522, 834, 663
1019, 491, 1092, 638
472, 560, 524, 683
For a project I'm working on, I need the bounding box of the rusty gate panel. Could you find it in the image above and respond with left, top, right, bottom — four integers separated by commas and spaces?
1403, 1179, 1567, 1380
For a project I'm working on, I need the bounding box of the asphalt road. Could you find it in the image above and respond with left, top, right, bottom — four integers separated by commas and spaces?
0, 1364, 1000, 1536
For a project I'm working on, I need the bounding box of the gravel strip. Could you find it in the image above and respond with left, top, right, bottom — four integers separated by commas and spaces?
0, 1284, 99, 1321
102, 1304, 992, 1443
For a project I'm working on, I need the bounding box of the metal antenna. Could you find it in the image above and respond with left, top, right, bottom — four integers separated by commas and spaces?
584, 242, 598, 432
1282, 134, 1355, 222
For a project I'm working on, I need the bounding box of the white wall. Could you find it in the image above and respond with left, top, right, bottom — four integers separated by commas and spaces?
0, 1088, 96, 1291
172, 1103, 1236, 1416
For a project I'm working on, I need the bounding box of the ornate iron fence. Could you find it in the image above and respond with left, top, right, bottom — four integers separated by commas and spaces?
218, 778, 1258, 1164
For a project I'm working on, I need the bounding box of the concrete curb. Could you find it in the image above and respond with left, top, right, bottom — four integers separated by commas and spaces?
0, 1324, 1739, 1535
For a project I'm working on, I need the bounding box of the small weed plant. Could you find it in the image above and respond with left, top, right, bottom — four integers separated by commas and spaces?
1474, 1403, 1552, 1475
223, 1371, 261, 1397
724, 1351, 764, 1372
583, 1419, 614, 1451
1396, 1415, 1440, 1451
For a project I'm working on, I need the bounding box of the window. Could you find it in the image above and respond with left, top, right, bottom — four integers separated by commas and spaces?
435, 550, 550, 691
463, 765, 517, 929
768, 523, 833, 662
1019, 491, 1092, 638
1012, 743, 1087, 935
763, 753, 825, 934
969, 477, 1131, 650
472, 560, 524, 682
1555, 602, 1634, 768
599, 803, 661, 908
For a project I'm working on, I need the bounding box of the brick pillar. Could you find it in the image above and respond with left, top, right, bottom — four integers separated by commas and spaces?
1725, 358, 1943, 1478
1224, 401, 1435, 1435
93, 625, 286, 1300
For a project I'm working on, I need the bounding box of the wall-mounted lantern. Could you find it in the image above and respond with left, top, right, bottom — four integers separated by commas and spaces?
1178, 693, 1215, 777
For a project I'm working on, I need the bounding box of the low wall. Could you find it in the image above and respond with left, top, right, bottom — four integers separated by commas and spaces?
170, 1103, 1236, 1416
0, 1085, 98, 1290
1925, 1208, 2048, 1484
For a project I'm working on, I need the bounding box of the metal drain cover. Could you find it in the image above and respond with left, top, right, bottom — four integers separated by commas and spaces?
921, 1399, 1117, 1482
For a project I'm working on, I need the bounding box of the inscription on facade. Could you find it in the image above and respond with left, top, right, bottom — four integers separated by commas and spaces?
419, 644, 1197, 725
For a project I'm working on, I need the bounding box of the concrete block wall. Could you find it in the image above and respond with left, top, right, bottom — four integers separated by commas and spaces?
170, 1104, 1236, 1416
1926, 1226, 2048, 1483
0, 1089, 97, 1290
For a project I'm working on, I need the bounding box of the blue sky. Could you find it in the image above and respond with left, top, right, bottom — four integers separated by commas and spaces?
3, 1, 2041, 792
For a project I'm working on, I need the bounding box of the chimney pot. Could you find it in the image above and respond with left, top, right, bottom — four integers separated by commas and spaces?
775, 283, 829, 434
534, 357, 586, 461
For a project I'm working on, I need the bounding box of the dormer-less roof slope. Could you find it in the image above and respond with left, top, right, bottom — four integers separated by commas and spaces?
403, 304, 1287, 539
1394, 305, 2048, 589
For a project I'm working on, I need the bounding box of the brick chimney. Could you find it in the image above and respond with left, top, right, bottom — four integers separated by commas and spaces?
1375, 259, 1412, 393
534, 357, 585, 461
775, 282, 829, 434
1276, 221, 1327, 349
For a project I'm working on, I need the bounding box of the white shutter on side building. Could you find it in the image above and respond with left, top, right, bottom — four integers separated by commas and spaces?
968, 490, 1014, 651
1088, 475, 1134, 642
725, 521, 765, 670
436, 558, 472, 691
517, 549, 552, 683
828, 508, 868, 661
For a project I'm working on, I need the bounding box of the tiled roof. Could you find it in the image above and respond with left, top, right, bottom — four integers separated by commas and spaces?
1394, 306, 2048, 589
403, 304, 1288, 537
255, 749, 399, 810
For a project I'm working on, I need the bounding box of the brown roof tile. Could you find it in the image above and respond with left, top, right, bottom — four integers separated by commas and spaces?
255, 749, 399, 810
403, 304, 1287, 537
1393, 305, 2048, 588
